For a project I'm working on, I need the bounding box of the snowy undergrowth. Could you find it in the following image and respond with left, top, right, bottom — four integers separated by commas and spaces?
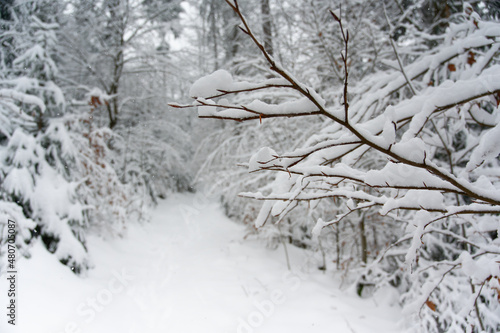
0, 193, 403, 333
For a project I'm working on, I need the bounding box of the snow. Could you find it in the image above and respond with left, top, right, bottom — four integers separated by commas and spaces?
7, 129, 41, 167
365, 162, 452, 189
5, 77, 38, 92
459, 252, 500, 284
0, 202, 35, 257
381, 107, 396, 144
0, 88, 46, 113
45, 81, 66, 108
0, 194, 405, 333
2, 167, 34, 198
466, 121, 500, 172
190, 69, 234, 98
190, 71, 291, 100
248, 146, 278, 172
254, 200, 273, 228
86, 87, 111, 104
312, 218, 328, 237
196, 98, 218, 117
380, 190, 445, 215
189, 69, 320, 121
404, 210, 431, 270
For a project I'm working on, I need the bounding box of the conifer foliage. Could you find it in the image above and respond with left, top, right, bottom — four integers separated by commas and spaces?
0, 1, 88, 271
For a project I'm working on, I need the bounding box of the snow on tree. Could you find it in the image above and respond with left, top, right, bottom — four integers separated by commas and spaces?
0, 3, 89, 272
0, 0, 190, 274
175, 1, 500, 331
60, 0, 183, 129
61, 0, 193, 199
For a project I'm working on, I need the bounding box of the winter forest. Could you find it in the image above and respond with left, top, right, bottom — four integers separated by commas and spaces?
0, 0, 500, 332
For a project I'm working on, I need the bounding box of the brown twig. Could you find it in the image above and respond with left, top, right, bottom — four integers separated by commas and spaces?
219, 0, 500, 208
330, 9, 350, 123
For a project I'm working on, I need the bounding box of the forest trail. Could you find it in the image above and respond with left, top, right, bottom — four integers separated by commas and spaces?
2, 194, 404, 333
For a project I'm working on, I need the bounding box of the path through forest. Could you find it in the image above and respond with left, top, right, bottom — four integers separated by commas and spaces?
2, 194, 404, 333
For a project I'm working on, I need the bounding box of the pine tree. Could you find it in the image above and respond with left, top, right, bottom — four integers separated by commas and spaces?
0, 1, 89, 272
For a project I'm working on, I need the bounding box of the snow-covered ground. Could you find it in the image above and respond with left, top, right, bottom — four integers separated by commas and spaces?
1, 194, 405, 333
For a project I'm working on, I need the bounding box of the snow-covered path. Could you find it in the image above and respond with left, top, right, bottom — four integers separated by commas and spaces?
2, 194, 404, 333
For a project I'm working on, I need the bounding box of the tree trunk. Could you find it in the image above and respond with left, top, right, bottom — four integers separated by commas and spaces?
223, 6, 240, 63
335, 225, 340, 270
261, 0, 273, 57
359, 212, 368, 264
210, 0, 219, 70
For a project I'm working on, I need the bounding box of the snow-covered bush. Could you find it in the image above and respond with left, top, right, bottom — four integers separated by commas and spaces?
0, 2, 158, 272
0, 5, 91, 272
0, 0, 195, 274
176, 1, 500, 331
60, 0, 193, 201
